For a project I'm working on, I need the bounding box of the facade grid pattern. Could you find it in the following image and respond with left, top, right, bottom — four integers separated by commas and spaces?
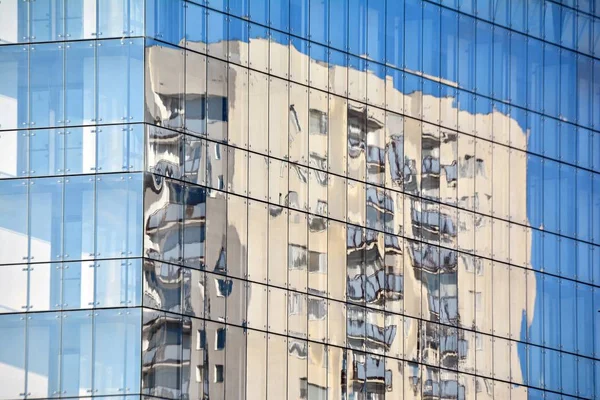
0, 0, 599, 399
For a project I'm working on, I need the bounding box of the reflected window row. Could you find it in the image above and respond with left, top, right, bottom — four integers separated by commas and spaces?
0, 259, 141, 315
1, 302, 598, 400
158, 44, 600, 183
0, 124, 144, 179
146, 121, 600, 258
0, 305, 597, 400
0, 308, 142, 400
141, 178, 600, 360
0, 39, 144, 132
152, 1, 600, 132
0, 173, 143, 265
139, 306, 600, 398
142, 255, 600, 363
0, 0, 145, 45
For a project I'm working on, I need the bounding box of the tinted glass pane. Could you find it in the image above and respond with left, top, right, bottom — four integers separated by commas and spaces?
0, 45, 29, 131
30, 43, 64, 129
97, 38, 144, 124
0, 315, 26, 399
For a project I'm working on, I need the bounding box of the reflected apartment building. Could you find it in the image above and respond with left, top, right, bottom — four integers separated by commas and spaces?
0, 1, 599, 400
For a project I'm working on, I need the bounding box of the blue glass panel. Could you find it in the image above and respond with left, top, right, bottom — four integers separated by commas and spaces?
61, 310, 93, 395
96, 173, 143, 259
527, 154, 543, 230
593, 131, 600, 172
29, 129, 64, 177
440, 8, 457, 84
578, 0, 593, 13
385, 0, 403, 67
230, 0, 249, 17
65, 41, 95, 126
578, 356, 594, 398
526, 112, 542, 156
290, 0, 309, 38
561, 7, 576, 49
366, 0, 384, 63
404, 0, 422, 72
457, 14, 475, 92
543, 117, 559, 161
560, 122, 577, 165
422, 2, 440, 78
594, 18, 600, 57
64, 127, 94, 175
594, 59, 600, 130
593, 173, 600, 245
476, 0, 491, 21
96, 259, 142, 307
560, 49, 577, 123
30, 0, 65, 42
0, 45, 29, 131
0, 315, 26, 398
577, 169, 593, 244
26, 312, 61, 398
543, 274, 560, 348
577, 243, 592, 285
560, 279, 577, 353
29, 177, 63, 263
250, 0, 268, 25
544, 1, 561, 44
0, 0, 29, 44
458, 0, 474, 14
577, 283, 594, 356
208, 0, 227, 12
578, 14, 592, 55
594, 288, 600, 359
94, 308, 141, 394
97, 38, 144, 124
543, 44, 560, 117
62, 262, 94, 310
474, 20, 492, 97
509, 32, 526, 108
560, 236, 577, 280
64, 175, 95, 261
543, 159, 560, 234
30, 43, 64, 129
97, 124, 143, 173
526, 38, 543, 113
0, 130, 28, 179
310, 0, 328, 45
492, 25, 509, 102
270, 0, 289, 32
207, 10, 228, 60
527, 344, 544, 389
510, 0, 525, 32
526, 0, 542, 38
577, 55, 593, 128
492, 0, 508, 27
185, 2, 207, 50
348, 0, 366, 57
561, 351, 577, 395
0, 179, 28, 264
64, 0, 98, 40
528, 270, 544, 345
98, 0, 144, 38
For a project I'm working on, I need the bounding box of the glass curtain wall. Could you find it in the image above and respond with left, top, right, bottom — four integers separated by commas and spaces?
0, 0, 599, 399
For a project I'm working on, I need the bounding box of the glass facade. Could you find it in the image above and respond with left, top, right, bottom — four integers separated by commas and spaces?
0, 0, 599, 398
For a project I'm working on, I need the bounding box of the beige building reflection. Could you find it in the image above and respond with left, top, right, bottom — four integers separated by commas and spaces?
143, 34, 535, 399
